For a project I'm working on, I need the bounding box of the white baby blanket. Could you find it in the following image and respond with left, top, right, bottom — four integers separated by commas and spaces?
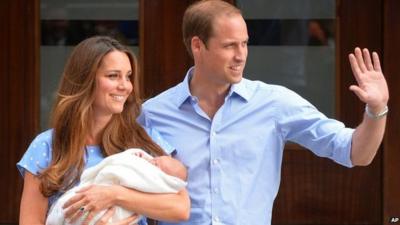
46, 148, 187, 225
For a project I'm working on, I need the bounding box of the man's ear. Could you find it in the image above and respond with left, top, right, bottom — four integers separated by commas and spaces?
191, 36, 202, 55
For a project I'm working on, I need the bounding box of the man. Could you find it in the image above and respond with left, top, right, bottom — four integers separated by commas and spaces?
139, 0, 389, 224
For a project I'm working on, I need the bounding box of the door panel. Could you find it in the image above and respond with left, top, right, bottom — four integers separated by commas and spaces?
0, 0, 40, 222
383, 0, 400, 223
272, 0, 382, 224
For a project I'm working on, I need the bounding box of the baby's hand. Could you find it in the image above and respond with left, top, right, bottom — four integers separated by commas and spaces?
133, 151, 153, 161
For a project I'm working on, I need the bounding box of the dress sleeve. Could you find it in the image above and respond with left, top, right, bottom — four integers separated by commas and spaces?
16, 130, 53, 177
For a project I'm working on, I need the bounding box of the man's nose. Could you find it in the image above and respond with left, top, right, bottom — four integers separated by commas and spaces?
235, 45, 247, 62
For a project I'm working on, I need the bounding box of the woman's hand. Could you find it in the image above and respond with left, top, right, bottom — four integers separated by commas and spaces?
63, 185, 117, 223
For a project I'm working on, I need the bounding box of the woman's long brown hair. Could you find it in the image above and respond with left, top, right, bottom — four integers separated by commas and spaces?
39, 36, 165, 197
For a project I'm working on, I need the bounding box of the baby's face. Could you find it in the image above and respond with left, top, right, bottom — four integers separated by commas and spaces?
152, 156, 175, 174
133, 151, 186, 179
133, 151, 168, 169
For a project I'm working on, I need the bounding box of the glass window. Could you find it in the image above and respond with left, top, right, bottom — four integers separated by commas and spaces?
40, 0, 139, 130
237, 0, 336, 117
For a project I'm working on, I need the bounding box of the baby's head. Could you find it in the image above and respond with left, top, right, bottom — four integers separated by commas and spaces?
132, 149, 187, 181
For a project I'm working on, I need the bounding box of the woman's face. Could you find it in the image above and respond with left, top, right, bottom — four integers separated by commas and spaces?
92, 50, 133, 119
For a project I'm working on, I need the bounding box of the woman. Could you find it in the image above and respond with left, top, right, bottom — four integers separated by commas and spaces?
17, 36, 190, 225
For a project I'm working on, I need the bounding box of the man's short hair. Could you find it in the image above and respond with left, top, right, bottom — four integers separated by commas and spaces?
182, 0, 242, 57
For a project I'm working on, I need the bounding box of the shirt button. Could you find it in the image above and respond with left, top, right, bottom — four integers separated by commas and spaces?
211, 131, 217, 137
213, 216, 220, 222
213, 159, 219, 165
214, 188, 219, 194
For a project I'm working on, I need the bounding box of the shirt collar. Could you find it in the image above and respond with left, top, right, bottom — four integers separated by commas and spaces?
175, 67, 195, 107
175, 66, 252, 107
229, 77, 251, 102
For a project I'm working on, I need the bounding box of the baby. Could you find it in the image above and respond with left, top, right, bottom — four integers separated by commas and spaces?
46, 148, 187, 225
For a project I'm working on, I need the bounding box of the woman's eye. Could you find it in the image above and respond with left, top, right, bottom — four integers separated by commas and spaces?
107, 74, 118, 79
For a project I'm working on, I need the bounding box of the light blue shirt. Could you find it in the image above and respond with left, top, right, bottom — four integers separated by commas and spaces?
139, 67, 354, 225
17, 127, 173, 225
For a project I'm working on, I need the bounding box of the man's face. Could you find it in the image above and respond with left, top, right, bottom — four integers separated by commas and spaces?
196, 14, 248, 86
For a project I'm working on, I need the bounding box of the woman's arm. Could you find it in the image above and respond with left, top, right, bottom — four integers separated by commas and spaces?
19, 172, 48, 225
113, 187, 190, 221
63, 184, 190, 223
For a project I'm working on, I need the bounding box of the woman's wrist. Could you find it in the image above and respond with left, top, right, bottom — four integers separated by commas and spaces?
112, 185, 139, 207
110, 185, 124, 206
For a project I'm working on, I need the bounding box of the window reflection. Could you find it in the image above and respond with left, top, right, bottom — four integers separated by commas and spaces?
237, 0, 336, 117
41, 20, 138, 46
246, 19, 334, 46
